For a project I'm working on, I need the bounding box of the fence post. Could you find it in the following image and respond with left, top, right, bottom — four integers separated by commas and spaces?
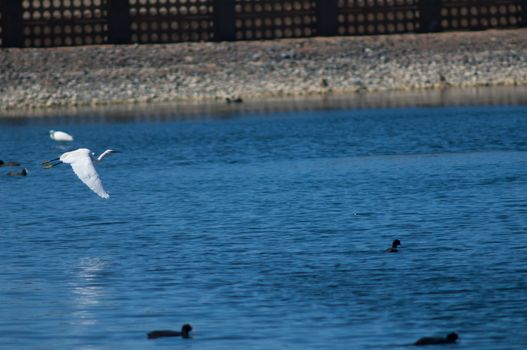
0, 0, 24, 47
418, 0, 442, 33
316, 0, 338, 36
522, 0, 527, 27
107, 0, 131, 44
213, 0, 236, 41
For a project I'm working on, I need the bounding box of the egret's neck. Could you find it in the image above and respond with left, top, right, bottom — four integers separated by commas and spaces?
97, 150, 113, 162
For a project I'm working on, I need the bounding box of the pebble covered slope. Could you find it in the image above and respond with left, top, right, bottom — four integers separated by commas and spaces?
1, 29, 526, 111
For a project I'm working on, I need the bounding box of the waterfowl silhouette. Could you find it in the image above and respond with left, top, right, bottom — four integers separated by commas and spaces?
6, 168, 29, 177
415, 332, 459, 346
385, 239, 401, 253
225, 97, 243, 104
147, 324, 193, 339
49, 130, 74, 141
0, 160, 21, 167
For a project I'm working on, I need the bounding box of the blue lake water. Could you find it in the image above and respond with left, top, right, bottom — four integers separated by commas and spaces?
1, 105, 527, 350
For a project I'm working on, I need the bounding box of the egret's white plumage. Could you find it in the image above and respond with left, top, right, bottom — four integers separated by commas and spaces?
50, 130, 74, 142
60, 148, 108, 198
44, 148, 119, 199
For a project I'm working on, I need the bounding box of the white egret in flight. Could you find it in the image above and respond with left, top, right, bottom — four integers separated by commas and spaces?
42, 148, 119, 199
50, 130, 74, 141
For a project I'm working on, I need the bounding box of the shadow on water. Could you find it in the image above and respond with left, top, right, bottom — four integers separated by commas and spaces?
1, 86, 527, 124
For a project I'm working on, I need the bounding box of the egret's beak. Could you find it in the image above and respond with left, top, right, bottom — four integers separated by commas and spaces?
42, 158, 62, 169
112, 150, 121, 153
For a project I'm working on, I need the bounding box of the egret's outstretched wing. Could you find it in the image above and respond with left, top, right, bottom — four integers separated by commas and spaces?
69, 157, 109, 199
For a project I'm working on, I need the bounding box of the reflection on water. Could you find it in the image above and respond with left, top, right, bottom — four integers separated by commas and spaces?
2, 86, 527, 123
70, 257, 106, 326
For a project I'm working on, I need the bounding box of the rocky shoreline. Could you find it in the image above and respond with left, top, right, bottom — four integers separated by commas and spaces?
1, 28, 526, 114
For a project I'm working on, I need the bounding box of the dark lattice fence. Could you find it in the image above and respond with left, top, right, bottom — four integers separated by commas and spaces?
0, 0, 526, 47
440, 0, 523, 31
234, 0, 317, 40
20, 0, 108, 47
129, 0, 215, 43
338, 0, 421, 36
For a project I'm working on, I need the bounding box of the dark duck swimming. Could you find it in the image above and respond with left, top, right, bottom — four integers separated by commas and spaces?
414, 332, 459, 346
6, 168, 29, 177
0, 160, 21, 167
147, 324, 193, 339
385, 239, 401, 253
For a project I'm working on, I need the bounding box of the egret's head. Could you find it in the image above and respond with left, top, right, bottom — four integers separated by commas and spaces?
105, 149, 121, 157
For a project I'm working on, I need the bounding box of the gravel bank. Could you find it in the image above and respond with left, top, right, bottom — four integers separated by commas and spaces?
1, 29, 527, 112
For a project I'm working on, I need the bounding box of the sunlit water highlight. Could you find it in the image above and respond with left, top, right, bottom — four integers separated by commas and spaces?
1, 105, 527, 350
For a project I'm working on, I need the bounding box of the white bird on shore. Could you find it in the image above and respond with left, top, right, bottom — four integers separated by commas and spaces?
42, 148, 119, 199
50, 130, 74, 141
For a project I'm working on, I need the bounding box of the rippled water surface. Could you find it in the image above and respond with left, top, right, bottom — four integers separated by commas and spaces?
1, 105, 527, 350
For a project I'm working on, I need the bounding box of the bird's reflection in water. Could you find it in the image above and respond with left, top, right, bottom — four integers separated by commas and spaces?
69, 257, 107, 326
